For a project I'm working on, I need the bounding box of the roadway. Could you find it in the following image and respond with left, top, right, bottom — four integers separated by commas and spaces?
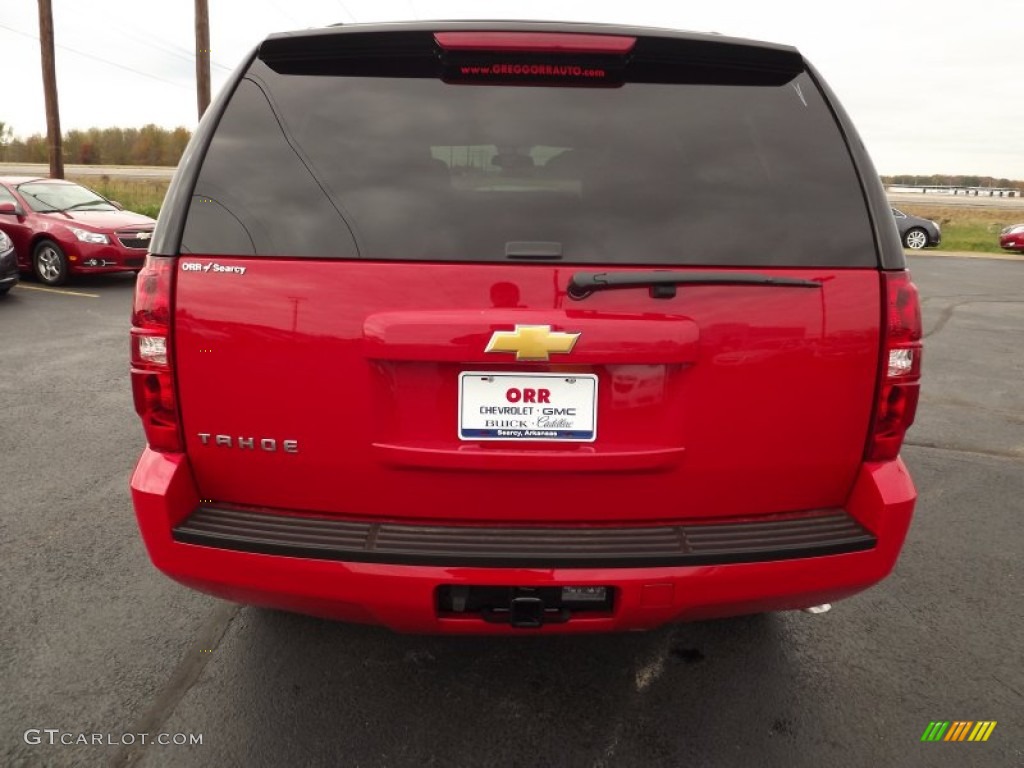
0, 162, 174, 180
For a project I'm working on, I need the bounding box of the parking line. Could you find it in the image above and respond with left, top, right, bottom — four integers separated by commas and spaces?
14, 284, 100, 298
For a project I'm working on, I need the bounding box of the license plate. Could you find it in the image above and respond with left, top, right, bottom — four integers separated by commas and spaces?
459, 372, 598, 442
561, 586, 608, 602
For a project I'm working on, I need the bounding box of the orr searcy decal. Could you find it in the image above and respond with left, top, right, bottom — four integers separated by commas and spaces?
180, 262, 247, 275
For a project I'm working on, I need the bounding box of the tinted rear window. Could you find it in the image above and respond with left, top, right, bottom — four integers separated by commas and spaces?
182, 56, 875, 266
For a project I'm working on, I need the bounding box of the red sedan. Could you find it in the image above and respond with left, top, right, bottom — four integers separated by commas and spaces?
0, 177, 155, 285
999, 223, 1024, 252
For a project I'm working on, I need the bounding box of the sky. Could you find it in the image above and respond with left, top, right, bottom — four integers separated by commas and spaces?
2, 0, 1022, 178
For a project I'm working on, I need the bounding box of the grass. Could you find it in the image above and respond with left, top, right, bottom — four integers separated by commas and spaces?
69, 175, 169, 220
897, 203, 1022, 254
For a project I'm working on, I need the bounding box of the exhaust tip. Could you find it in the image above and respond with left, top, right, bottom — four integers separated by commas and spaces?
802, 603, 832, 615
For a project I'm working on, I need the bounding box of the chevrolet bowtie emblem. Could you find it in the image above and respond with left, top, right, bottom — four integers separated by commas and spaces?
485, 325, 581, 362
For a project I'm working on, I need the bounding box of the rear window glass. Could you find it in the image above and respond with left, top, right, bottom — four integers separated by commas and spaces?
182, 57, 875, 266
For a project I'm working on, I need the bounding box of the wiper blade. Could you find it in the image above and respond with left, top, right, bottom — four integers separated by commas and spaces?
505, 241, 562, 260
62, 201, 110, 211
567, 270, 821, 300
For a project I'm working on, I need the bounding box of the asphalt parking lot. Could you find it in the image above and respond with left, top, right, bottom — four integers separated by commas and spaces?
1, 255, 1021, 768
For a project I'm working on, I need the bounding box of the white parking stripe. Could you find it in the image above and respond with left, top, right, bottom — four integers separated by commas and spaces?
14, 284, 100, 298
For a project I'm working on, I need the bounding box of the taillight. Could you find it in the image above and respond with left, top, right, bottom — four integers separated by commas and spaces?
867, 271, 922, 461
130, 256, 181, 452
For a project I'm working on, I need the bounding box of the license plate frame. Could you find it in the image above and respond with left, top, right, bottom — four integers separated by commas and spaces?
458, 372, 598, 442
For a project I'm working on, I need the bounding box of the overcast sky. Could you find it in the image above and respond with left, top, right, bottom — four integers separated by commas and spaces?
2, 0, 1021, 178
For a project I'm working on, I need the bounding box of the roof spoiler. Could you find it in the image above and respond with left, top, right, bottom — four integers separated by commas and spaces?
258, 23, 803, 86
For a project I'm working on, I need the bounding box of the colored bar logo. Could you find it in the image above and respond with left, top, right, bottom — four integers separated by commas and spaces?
921, 721, 997, 742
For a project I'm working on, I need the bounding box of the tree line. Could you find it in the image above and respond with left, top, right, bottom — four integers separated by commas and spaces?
0, 123, 191, 167
882, 174, 1023, 191
1, 122, 1021, 186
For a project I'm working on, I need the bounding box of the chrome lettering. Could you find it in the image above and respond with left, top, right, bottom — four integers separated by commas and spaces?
195, 433, 299, 454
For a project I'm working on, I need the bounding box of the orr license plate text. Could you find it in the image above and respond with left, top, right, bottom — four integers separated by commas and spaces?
459, 372, 598, 442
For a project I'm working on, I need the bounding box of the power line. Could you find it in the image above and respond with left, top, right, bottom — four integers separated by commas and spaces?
108, 22, 233, 73
334, 0, 358, 22
269, 0, 302, 26
0, 22, 190, 88
104, 13, 234, 72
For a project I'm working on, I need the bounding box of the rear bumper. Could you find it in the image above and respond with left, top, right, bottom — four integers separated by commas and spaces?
131, 450, 916, 633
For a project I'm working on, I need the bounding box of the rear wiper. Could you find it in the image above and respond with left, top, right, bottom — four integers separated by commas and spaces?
505, 241, 562, 261
567, 270, 821, 300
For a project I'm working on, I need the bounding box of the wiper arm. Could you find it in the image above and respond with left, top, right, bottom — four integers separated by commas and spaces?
15, 189, 61, 211
567, 270, 821, 300
62, 201, 110, 212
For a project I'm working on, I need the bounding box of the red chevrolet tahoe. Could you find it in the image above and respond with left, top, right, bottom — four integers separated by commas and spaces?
130, 22, 921, 633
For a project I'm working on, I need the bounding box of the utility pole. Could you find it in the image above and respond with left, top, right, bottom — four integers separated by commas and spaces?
37, 0, 63, 178
195, 0, 211, 119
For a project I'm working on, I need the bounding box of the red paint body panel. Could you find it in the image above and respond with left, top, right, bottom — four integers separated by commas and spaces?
131, 448, 915, 633
173, 259, 880, 524
363, 310, 699, 363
